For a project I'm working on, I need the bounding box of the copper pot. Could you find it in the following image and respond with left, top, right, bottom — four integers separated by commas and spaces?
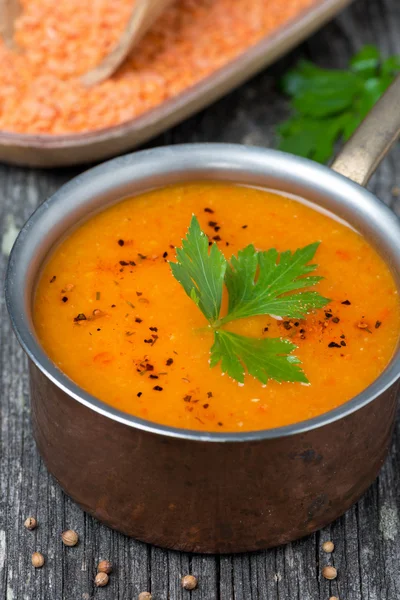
5, 77, 400, 553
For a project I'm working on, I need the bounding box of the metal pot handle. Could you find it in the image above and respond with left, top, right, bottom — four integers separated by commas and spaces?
331, 74, 400, 187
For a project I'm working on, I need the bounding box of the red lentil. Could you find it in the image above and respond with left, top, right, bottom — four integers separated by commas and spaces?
0, 0, 318, 135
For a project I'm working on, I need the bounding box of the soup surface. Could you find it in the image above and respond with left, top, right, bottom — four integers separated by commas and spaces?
34, 183, 400, 432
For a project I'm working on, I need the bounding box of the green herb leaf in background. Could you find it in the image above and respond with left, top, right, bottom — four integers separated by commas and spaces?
277, 45, 400, 163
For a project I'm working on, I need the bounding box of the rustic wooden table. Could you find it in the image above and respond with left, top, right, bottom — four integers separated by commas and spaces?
1, 0, 400, 598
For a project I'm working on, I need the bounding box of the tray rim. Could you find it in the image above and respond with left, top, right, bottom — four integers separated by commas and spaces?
0, 0, 354, 166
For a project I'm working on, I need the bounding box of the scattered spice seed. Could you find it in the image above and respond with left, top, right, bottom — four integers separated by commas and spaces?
126, 301, 135, 309
183, 395, 192, 402
145, 364, 154, 371
95, 572, 109, 587
163, 251, 168, 258
322, 540, 335, 553
97, 560, 113, 574
31, 552, 45, 568
218, 422, 223, 426
135, 317, 143, 323
181, 575, 198, 590
328, 342, 341, 348
208, 221, 217, 227
322, 566, 337, 580
149, 326, 158, 332
340, 341, 346, 346
203, 404, 209, 409
242, 225, 248, 229
204, 208, 214, 214
375, 320, 382, 328
138, 593, 152, 600
341, 300, 351, 305
166, 358, 173, 366
213, 235, 221, 241
149, 374, 159, 379
61, 530, 79, 547
207, 391, 213, 398
118, 240, 124, 246
153, 386, 163, 391
74, 313, 87, 322
50, 275, 56, 283
332, 317, 340, 323
24, 516, 37, 530
137, 392, 142, 397
95, 291, 101, 300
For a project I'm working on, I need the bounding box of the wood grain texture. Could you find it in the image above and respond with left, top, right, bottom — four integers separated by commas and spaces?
1, 0, 400, 597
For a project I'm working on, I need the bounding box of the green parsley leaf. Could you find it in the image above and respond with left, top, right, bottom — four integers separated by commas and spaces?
210, 329, 308, 385
169, 215, 227, 325
170, 218, 329, 385
278, 45, 400, 163
220, 242, 329, 324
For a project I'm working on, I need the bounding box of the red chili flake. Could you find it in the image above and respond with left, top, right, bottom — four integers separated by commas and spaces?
328, 342, 341, 348
203, 404, 209, 409
166, 358, 173, 366
183, 395, 192, 402
204, 208, 214, 213
375, 320, 382, 329
242, 225, 248, 229
50, 275, 56, 283
213, 235, 221, 241
120, 260, 129, 266
118, 239, 124, 246
332, 317, 340, 323
145, 364, 154, 371
208, 221, 217, 227
163, 251, 168, 258
135, 317, 143, 323
207, 391, 213, 398
341, 300, 351, 305
62, 296, 68, 303
137, 392, 142, 397
153, 386, 163, 391
74, 313, 87, 322
136, 291, 143, 296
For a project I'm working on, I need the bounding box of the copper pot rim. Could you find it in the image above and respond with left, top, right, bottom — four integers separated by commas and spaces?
5, 143, 400, 442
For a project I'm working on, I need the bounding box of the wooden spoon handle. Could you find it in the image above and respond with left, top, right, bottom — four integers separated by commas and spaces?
81, 0, 174, 87
0, 0, 21, 49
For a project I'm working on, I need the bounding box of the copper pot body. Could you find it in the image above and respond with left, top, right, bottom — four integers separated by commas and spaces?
6, 145, 400, 552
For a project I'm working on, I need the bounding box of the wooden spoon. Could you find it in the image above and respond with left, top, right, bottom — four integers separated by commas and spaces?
0, 0, 21, 49
81, 0, 174, 87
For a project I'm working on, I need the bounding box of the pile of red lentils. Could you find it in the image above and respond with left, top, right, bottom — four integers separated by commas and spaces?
0, 0, 318, 135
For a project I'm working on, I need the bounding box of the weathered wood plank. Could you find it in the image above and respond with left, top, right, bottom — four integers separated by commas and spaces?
1, 0, 400, 598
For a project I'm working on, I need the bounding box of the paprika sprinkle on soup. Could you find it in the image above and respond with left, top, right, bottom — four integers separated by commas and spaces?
0, 0, 319, 135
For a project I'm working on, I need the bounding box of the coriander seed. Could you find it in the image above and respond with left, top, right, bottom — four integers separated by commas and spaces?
61, 529, 79, 546
97, 559, 112, 574
181, 574, 198, 590
32, 552, 45, 568
24, 516, 37, 530
95, 572, 109, 587
322, 540, 335, 553
322, 566, 337, 580
138, 593, 152, 600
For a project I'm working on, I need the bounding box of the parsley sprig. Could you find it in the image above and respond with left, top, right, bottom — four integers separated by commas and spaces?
277, 45, 400, 163
170, 216, 329, 385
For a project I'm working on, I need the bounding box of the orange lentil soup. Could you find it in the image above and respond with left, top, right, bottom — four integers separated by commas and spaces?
33, 183, 400, 432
